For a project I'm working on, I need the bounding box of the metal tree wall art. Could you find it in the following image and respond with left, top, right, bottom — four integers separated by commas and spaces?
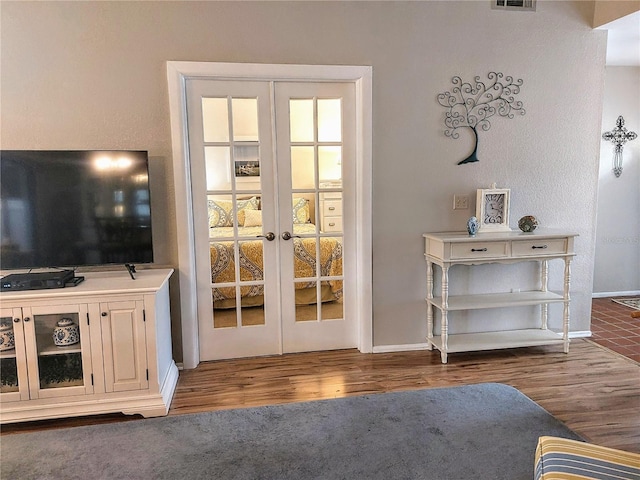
602, 115, 637, 177
437, 72, 526, 165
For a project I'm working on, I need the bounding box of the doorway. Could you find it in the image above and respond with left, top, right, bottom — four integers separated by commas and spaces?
167, 62, 372, 368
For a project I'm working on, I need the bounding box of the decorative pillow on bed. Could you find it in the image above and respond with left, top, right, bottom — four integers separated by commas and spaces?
242, 209, 263, 227
208, 197, 259, 228
292, 197, 310, 224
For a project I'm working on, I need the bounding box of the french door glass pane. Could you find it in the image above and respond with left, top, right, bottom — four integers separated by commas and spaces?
295, 281, 318, 322
289, 99, 314, 142
321, 296, 344, 321
202, 98, 229, 143
318, 146, 342, 183
232, 98, 259, 141
317, 99, 342, 142
204, 147, 231, 191
293, 237, 318, 279
240, 304, 266, 326
291, 146, 315, 190
233, 145, 260, 174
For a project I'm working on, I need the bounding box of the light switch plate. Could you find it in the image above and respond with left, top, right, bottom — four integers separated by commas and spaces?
453, 194, 469, 210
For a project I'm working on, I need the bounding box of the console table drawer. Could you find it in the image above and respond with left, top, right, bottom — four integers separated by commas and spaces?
450, 241, 509, 259
512, 238, 567, 257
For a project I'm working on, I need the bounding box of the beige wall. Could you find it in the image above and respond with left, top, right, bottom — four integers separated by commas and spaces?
593, 0, 640, 27
594, 66, 640, 294
1, 1, 607, 360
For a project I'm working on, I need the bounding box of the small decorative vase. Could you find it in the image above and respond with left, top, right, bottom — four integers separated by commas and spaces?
0, 320, 15, 351
518, 215, 539, 233
467, 216, 479, 236
53, 318, 80, 346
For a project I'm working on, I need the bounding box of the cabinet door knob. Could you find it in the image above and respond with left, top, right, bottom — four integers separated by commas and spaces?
23, 317, 31, 322
13, 318, 20, 323
101, 312, 107, 317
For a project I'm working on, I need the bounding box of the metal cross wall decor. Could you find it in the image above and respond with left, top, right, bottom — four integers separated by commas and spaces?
602, 115, 637, 177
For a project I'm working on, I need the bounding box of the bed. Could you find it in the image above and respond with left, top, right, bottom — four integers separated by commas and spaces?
208, 197, 343, 309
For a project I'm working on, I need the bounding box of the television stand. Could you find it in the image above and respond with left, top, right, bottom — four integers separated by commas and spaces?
0, 268, 178, 423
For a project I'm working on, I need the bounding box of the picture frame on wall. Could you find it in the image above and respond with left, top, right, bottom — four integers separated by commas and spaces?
476, 187, 511, 233
234, 160, 260, 177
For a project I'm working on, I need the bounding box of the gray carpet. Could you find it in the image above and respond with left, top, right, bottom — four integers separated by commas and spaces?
1, 383, 582, 480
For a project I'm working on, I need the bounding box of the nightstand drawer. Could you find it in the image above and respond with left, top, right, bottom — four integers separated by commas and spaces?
512, 238, 567, 256
322, 217, 343, 232
322, 200, 342, 217
450, 241, 509, 259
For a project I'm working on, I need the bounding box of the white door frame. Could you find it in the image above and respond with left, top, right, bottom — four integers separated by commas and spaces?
167, 62, 373, 369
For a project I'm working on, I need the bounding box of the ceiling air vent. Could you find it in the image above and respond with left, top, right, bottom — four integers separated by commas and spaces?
492, 0, 536, 11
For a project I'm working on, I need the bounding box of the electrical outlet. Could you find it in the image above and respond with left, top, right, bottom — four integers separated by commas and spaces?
453, 194, 469, 210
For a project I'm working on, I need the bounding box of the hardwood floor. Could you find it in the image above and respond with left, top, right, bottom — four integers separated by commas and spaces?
2, 339, 639, 454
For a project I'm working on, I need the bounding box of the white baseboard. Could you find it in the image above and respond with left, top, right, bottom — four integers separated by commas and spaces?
372, 343, 430, 353
592, 290, 640, 298
569, 331, 592, 338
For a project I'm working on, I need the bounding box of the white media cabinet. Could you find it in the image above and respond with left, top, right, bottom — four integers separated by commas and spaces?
0, 268, 178, 424
423, 230, 577, 363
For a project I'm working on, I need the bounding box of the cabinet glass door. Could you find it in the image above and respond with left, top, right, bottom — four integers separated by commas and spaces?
23, 305, 93, 399
0, 308, 29, 401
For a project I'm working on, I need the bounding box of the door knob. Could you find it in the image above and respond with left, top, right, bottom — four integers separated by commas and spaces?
257, 232, 276, 241
282, 231, 301, 241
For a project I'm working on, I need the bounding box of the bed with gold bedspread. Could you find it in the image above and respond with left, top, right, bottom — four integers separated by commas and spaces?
209, 224, 343, 308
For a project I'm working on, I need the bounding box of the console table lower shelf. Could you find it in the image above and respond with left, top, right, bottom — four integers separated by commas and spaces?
427, 329, 566, 354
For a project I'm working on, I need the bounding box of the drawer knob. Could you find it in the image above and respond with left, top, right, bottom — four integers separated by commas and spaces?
532, 245, 548, 249
471, 248, 488, 252
329, 222, 335, 226
328, 206, 336, 211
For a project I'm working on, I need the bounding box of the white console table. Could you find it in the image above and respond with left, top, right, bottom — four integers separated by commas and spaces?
0, 269, 178, 423
423, 230, 577, 363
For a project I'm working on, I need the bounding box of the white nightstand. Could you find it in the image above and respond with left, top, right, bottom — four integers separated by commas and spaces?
319, 191, 343, 233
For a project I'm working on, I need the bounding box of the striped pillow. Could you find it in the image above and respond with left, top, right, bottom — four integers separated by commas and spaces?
535, 436, 640, 480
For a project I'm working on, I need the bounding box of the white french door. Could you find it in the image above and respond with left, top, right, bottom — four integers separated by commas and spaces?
186, 78, 357, 361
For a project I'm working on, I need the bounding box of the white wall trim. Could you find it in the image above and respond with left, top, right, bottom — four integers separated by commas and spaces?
592, 290, 640, 298
167, 61, 373, 369
372, 343, 431, 353
569, 331, 592, 338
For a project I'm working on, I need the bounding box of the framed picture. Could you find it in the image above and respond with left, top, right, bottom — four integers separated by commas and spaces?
234, 160, 260, 177
476, 187, 511, 233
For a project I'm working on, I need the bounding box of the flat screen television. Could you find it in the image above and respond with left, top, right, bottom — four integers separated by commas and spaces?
0, 150, 153, 271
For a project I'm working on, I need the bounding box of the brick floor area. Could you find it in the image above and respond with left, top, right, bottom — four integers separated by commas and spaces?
591, 297, 640, 363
